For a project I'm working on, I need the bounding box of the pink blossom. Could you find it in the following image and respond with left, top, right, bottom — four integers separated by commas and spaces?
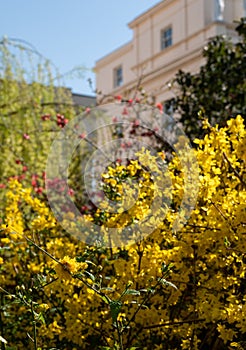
78, 133, 86, 139
156, 102, 163, 113
68, 188, 75, 196
115, 95, 122, 101
122, 107, 128, 115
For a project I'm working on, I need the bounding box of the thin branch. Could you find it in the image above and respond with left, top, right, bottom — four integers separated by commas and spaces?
223, 152, 246, 187
211, 202, 228, 222
171, 280, 220, 293
132, 75, 144, 101
23, 235, 60, 264
30, 300, 38, 350
0, 101, 76, 118
185, 224, 221, 231
39, 278, 59, 289
115, 318, 124, 350
124, 271, 172, 336
142, 318, 205, 329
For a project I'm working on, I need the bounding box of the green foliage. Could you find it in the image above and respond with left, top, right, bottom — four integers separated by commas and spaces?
170, 17, 246, 139
0, 37, 86, 184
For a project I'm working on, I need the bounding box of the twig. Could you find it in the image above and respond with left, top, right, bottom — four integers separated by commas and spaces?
23, 235, 60, 264
0, 293, 6, 350
222, 152, 246, 187
185, 224, 221, 231
30, 300, 38, 350
211, 202, 228, 222
125, 271, 173, 348
142, 318, 205, 329
116, 318, 124, 350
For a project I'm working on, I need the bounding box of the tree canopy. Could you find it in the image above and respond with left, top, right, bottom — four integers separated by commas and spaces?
169, 18, 246, 140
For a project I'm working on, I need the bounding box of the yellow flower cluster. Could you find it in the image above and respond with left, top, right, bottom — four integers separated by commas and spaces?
0, 115, 245, 349
92, 152, 171, 244
2, 179, 25, 239
54, 256, 88, 280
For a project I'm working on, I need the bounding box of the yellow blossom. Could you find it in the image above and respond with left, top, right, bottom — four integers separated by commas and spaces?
54, 256, 88, 280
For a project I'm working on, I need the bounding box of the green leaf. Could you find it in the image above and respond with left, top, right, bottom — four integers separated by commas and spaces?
98, 294, 111, 305
124, 289, 140, 296
109, 300, 122, 323
37, 312, 46, 325
85, 260, 97, 267
0, 335, 7, 344
0, 246, 10, 250
158, 278, 177, 290
100, 287, 115, 292
224, 236, 231, 247
161, 262, 174, 273
84, 270, 95, 281
130, 301, 149, 309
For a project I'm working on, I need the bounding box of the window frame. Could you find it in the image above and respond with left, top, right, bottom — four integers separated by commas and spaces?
160, 26, 173, 51
113, 65, 123, 88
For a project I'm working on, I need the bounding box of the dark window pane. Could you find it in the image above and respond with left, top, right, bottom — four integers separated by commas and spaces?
161, 27, 172, 50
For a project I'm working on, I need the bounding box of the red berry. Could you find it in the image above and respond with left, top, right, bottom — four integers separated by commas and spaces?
56, 114, 69, 128
41, 114, 51, 121
32, 180, 37, 187
18, 174, 25, 181
35, 187, 43, 194
81, 205, 88, 212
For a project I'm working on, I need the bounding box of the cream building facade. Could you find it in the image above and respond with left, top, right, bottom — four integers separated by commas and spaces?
94, 0, 244, 105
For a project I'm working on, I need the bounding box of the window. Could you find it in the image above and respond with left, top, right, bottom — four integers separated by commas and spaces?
113, 65, 123, 88
164, 100, 174, 116
161, 27, 172, 50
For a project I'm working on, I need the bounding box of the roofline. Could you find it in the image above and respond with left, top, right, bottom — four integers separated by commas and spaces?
94, 41, 133, 69
128, 0, 174, 28
72, 92, 96, 98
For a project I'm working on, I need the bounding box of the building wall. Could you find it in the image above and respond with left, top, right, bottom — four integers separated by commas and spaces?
96, 42, 135, 95
94, 0, 244, 103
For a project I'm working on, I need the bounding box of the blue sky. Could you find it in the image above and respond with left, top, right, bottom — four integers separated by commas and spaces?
0, 1, 160, 96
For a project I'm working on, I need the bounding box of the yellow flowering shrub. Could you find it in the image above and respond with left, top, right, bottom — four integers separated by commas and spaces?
0, 115, 245, 349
